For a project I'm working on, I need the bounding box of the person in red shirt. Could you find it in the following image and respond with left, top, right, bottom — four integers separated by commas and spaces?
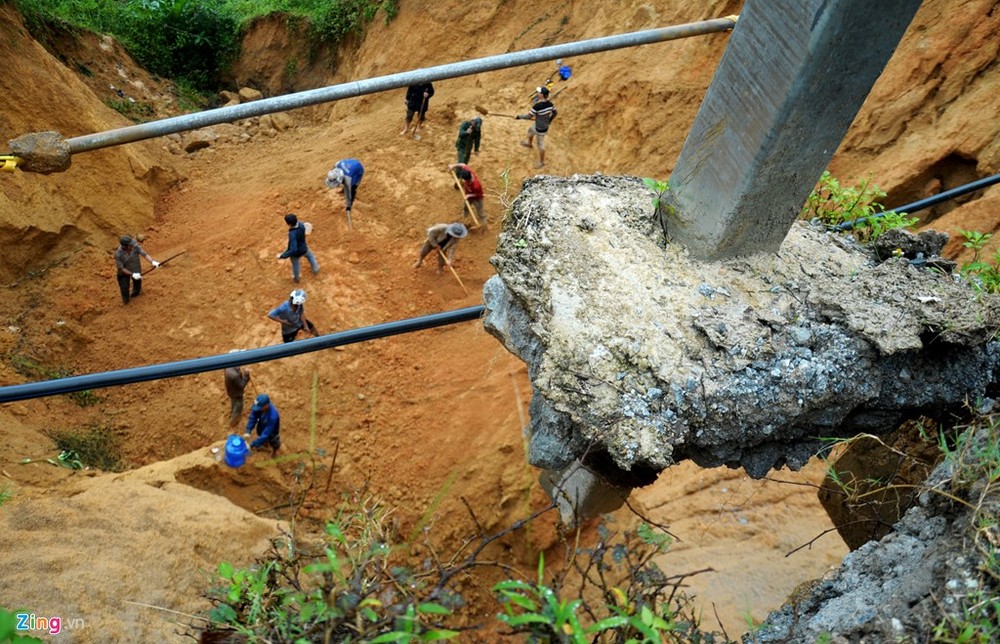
448, 162, 486, 228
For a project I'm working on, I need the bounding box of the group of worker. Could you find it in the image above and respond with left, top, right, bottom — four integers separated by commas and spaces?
111, 67, 567, 458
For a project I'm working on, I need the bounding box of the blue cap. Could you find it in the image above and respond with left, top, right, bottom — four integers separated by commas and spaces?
252, 393, 270, 411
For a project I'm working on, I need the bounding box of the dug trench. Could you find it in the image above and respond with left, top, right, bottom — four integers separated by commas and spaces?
1, 0, 1000, 641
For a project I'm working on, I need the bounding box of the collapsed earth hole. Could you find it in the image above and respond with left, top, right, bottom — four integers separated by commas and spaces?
175, 461, 291, 514
885, 152, 984, 224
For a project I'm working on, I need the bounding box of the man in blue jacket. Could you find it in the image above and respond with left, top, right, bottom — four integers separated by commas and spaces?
325, 159, 365, 226
245, 393, 281, 455
276, 213, 318, 283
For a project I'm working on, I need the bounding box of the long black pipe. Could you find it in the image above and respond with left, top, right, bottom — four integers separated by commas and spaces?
0, 305, 485, 404
835, 172, 1000, 230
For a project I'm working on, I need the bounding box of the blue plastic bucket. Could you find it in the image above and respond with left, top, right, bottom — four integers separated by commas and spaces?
224, 434, 248, 468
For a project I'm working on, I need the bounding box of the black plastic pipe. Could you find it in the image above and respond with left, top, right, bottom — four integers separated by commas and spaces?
0, 306, 485, 404
835, 172, 1000, 230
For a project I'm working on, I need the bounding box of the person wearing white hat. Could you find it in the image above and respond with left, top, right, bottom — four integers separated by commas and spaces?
324, 158, 365, 221
266, 289, 319, 343
412, 222, 468, 275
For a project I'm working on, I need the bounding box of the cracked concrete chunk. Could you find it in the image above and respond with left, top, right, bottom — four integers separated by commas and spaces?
484, 175, 1000, 495
9, 130, 71, 174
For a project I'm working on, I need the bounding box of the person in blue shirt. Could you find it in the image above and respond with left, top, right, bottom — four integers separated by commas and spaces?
267, 289, 318, 343
276, 213, 318, 283
245, 393, 281, 455
325, 159, 365, 225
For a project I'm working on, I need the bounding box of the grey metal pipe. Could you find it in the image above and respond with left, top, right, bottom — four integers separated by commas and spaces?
65, 17, 736, 154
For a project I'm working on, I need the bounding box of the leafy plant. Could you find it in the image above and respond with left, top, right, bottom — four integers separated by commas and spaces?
0, 484, 13, 508
644, 177, 676, 240
204, 491, 461, 642
801, 171, 916, 241
0, 607, 44, 644
202, 488, 717, 643
958, 230, 1000, 294
642, 177, 673, 216
494, 520, 716, 642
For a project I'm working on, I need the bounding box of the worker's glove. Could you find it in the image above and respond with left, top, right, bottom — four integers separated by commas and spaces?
132, 272, 142, 280
151, 260, 160, 268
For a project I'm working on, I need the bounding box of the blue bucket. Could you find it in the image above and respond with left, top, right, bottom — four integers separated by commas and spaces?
224, 434, 248, 468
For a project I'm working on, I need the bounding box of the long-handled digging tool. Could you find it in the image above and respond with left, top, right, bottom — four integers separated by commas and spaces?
436, 248, 469, 295
140, 249, 187, 276
451, 170, 483, 230
474, 104, 518, 119
413, 93, 430, 140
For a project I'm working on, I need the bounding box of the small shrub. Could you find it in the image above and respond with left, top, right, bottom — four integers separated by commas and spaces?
958, 230, 1000, 294
105, 97, 155, 121
202, 491, 717, 642
204, 491, 461, 642
801, 171, 916, 241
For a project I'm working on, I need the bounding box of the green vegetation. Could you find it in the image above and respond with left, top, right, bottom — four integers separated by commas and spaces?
203, 495, 716, 642
821, 412, 999, 641
958, 229, 1000, 294
46, 425, 126, 472
801, 171, 917, 241
644, 177, 676, 239
104, 97, 154, 122
931, 414, 1000, 642
0, 607, 44, 644
642, 177, 670, 212
10, 354, 99, 407
12, 0, 399, 90
0, 484, 13, 507
494, 522, 712, 642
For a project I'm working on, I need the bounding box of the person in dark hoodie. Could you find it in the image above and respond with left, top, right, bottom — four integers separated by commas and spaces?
276, 213, 318, 283
400, 82, 435, 139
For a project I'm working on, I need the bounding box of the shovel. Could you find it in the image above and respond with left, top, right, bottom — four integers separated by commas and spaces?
474, 104, 518, 119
